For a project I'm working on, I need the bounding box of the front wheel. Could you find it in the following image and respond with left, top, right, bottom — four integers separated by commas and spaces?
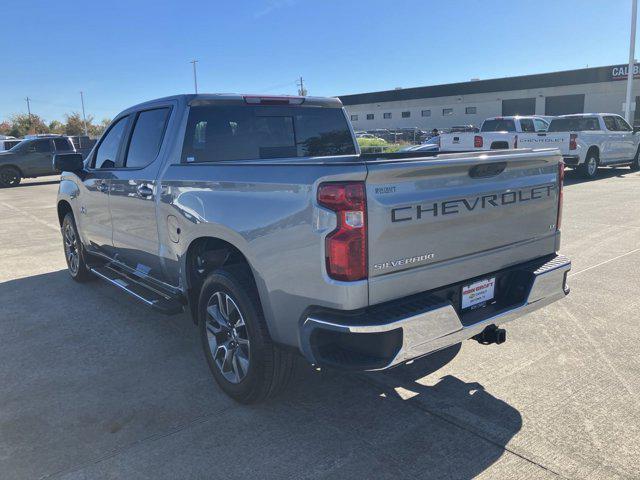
62, 213, 93, 282
579, 153, 599, 179
198, 266, 296, 403
0, 166, 21, 187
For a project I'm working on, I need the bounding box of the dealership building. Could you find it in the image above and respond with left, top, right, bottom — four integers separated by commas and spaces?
339, 63, 640, 131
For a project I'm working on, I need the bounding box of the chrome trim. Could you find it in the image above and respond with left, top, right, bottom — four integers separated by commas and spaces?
90, 267, 157, 307
301, 255, 571, 370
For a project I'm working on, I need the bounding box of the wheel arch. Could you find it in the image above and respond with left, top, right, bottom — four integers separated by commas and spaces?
183, 236, 263, 325
57, 200, 73, 226
586, 145, 600, 159
0, 164, 24, 176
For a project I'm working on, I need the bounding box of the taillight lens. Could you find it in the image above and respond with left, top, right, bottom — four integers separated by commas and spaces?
474, 135, 483, 148
569, 133, 577, 150
317, 182, 367, 281
557, 160, 564, 230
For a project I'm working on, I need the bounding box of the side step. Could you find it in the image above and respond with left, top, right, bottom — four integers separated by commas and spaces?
90, 265, 184, 315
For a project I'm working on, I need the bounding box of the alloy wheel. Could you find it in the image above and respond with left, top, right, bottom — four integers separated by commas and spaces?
0, 169, 19, 186
587, 157, 597, 177
205, 291, 250, 384
63, 222, 80, 275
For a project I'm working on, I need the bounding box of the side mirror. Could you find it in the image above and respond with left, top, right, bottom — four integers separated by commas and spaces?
53, 153, 84, 173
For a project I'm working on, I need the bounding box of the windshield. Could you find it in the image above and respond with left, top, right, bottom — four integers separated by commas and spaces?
182, 105, 356, 162
548, 117, 600, 132
481, 119, 516, 132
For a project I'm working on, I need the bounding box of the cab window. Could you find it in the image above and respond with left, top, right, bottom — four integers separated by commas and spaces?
614, 116, 632, 132
533, 119, 548, 132
29, 139, 52, 153
603, 116, 618, 131
519, 119, 535, 133
92, 116, 129, 169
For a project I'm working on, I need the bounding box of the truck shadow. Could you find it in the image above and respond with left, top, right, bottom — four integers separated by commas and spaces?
0, 270, 522, 479
564, 166, 636, 186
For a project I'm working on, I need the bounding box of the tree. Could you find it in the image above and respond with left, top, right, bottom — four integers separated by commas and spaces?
88, 118, 111, 137
7, 113, 49, 137
64, 112, 92, 136
0, 121, 11, 136
48, 120, 64, 134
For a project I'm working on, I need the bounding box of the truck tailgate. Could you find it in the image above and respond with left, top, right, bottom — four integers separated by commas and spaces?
365, 148, 561, 305
517, 132, 571, 153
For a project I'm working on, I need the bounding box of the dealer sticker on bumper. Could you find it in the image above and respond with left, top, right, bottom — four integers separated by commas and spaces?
462, 277, 496, 310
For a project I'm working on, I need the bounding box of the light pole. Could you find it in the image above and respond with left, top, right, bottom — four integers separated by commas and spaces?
80, 91, 88, 136
190, 60, 199, 94
624, 0, 637, 123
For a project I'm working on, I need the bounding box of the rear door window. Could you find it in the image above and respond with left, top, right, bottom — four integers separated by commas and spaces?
603, 116, 618, 131
519, 119, 535, 132
481, 119, 516, 132
53, 138, 71, 151
614, 116, 632, 131
124, 108, 170, 168
182, 105, 356, 162
93, 116, 129, 169
533, 119, 548, 132
32, 139, 52, 153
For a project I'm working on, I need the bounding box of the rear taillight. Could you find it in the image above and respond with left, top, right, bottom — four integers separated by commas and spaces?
557, 160, 564, 230
569, 133, 577, 150
317, 182, 367, 281
474, 135, 483, 148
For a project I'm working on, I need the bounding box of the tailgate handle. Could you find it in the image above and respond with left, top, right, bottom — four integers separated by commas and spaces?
469, 162, 506, 178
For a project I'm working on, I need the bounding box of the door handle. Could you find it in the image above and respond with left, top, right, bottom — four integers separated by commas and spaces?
97, 182, 108, 193
137, 184, 153, 198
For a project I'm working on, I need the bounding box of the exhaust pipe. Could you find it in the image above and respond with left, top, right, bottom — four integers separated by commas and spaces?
473, 325, 506, 345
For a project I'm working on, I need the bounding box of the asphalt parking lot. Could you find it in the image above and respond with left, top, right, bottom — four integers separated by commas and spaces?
1, 168, 639, 480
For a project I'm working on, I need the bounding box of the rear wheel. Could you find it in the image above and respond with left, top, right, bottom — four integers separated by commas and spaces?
62, 213, 93, 282
579, 153, 599, 179
0, 166, 21, 187
198, 266, 296, 403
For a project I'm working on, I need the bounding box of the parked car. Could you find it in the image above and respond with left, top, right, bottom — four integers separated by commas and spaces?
440, 116, 553, 151
55, 94, 570, 403
544, 114, 640, 178
0, 138, 22, 151
0, 135, 76, 187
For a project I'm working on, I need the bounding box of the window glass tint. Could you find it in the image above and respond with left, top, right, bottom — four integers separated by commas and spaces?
421, 109, 431, 117
383, 112, 391, 119
33, 139, 52, 152
366, 114, 374, 120
350, 114, 358, 121
125, 108, 170, 168
481, 119, 516, 132
603, 116, 618, 131
547, 116, 600, 132
442, 108, 453, 116
182, 105, 356, 162
53, 138, 70, 151
401, 111, 410, 118
465, 106, 477, 114
520, 119, 535, 132
94, 116, 128, 169
614, 116, 632, 131
533, 119, 548, 132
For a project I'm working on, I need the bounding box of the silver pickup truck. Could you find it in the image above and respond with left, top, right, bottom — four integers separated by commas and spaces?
55, 94, 571, 403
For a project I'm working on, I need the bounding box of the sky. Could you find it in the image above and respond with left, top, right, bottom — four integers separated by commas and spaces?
1, 0, 638, 123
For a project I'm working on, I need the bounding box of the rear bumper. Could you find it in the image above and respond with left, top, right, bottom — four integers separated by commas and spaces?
300, 254, 571, 370
562, 155, 581, 166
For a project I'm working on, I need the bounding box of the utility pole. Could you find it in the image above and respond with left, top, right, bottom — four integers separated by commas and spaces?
190, 60, 199, 94
80, 91, 88, 136
25, 97, 32, 130
624, 0, 638, 123
297, 76, 307, 96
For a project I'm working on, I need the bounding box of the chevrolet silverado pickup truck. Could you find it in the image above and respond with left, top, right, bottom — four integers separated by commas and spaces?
0, 135, 76, 187
55, 94, 571, 403
545, 114, 640, 179
439, 116, 563, 151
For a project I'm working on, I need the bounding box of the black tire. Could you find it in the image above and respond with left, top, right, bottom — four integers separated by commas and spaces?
198, 265, 296, 404
630, 147, 640, 171
579, 152, 599, 179
61, 213, 93, 282
0, 166, 21, 187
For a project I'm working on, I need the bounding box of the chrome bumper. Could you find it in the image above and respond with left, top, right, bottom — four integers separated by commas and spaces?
301, 255, 571, 370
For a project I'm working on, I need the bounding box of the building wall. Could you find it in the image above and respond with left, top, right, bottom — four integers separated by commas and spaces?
345, 79, 640, 131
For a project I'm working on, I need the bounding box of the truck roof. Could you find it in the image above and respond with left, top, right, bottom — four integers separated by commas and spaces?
121, 94, 343, 115
483, 115, 546, 121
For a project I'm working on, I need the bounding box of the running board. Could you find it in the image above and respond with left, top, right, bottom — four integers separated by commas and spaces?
90, 265, 184, 315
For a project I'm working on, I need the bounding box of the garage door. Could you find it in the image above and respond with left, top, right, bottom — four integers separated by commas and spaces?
545, 94, 585, 116
502, 98, 535, 116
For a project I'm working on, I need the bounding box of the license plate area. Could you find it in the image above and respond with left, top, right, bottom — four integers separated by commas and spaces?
461, 277, 496, 311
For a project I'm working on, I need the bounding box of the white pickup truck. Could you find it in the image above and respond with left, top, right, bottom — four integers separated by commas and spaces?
440, 116, 567, 151
543, 114, 640, 179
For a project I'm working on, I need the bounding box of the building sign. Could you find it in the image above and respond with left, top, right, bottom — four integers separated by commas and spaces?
611, 64, 640, 80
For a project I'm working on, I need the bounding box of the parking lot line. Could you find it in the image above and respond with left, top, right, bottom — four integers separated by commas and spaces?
568, 247, 640, 277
